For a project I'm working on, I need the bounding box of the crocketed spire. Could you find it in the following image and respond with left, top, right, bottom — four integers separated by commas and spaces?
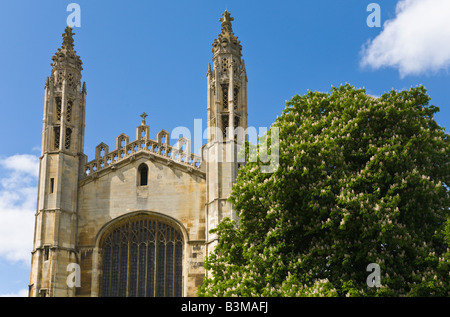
212, 10, 242, 57
51, 26, 83, 71
62, 26, 75, 50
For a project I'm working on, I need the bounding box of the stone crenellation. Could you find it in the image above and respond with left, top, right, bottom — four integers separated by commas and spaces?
83, 120, 204, 180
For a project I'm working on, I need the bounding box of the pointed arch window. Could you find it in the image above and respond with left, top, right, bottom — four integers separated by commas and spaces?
138, 163, 148, 186
100, 216, 183, 297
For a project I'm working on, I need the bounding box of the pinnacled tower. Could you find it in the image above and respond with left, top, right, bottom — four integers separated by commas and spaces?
29, 26, 86, 297
205, 11, 248, 253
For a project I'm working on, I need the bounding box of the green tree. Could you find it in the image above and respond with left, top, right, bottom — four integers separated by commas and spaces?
198, 85, 450, 297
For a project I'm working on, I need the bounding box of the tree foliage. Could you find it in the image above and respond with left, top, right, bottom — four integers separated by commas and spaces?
198, 85, 450, 297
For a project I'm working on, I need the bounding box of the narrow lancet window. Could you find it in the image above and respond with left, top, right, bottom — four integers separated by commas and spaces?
55, 97, 62, 121
65, 128, 72, 150
233, 86, 239, 110
54, 127, 60, 150
67, 100, 73, 123
221, 84, 229, 110
222, 114, 229, 139
44, 246, 50, 261
138, 164, 148, 186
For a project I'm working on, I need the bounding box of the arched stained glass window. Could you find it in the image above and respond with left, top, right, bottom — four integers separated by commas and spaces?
100, 216, 183, 297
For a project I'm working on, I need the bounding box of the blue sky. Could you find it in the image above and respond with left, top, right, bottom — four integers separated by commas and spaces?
0, 0, 449, 296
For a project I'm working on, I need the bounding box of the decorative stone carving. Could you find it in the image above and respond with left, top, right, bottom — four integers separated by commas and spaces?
212, 10, 242, 58
51, 26, 83, 71
95, 142, 109, 159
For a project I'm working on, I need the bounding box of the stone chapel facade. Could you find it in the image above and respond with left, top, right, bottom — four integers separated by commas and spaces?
29, 11, 248, 297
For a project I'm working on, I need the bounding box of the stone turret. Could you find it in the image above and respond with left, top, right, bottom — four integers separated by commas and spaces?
205, 10, 248, 259
29, 26, 86, 297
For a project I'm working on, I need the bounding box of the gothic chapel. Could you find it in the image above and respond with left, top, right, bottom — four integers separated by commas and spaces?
29, 11, 248, 297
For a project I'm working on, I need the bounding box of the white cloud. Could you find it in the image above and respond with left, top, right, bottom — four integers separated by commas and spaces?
360, 0, 450, 77
0, 154, 39, 178
0, 154, 39, 263
0, 289, 28, 297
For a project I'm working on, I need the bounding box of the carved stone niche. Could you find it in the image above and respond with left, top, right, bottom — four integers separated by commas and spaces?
95, 142, 109, 159
136, 124, 150, 140
176, 136, 191, 157
115, 133, 129, 150
156, 129, 170, 147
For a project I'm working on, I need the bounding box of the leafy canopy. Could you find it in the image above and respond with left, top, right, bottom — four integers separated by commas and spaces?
198, 84, 450, 297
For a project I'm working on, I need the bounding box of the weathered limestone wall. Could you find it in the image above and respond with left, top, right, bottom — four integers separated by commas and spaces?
29, 152, 80, 297
76, 154, 206, 296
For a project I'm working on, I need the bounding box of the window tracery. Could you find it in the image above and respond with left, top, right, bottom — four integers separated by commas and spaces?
222, 114, 229, 139
100, 216, 183, 297
67, 72, 75, 89
54, 126, 60, 150
221, 57, 229, 72
55, 97, 62, 121
66, 100, 73, 123
56, 72, 64, 89
222, 84, 229, 110
233, 86, 239, 110
65, 128, 72, 150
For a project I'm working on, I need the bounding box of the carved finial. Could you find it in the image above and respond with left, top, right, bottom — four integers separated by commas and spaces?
241, 59, 247, 81
140, 112, 148, 125
62, 26, 75, 51
219, 10, 234, 35
51, 25, 83, 71
212, 10, 242, 55
207, 62, 213, 77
